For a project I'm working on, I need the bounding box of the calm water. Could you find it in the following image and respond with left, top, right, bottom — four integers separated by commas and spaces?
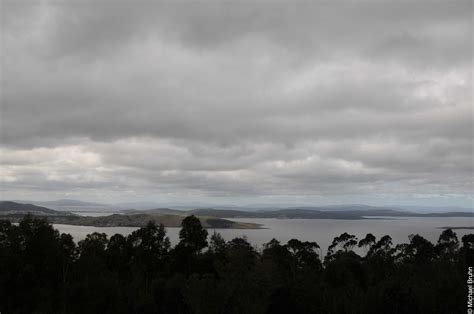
54, 216, 473, 254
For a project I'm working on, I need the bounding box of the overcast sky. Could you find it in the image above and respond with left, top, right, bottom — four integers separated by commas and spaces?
0, 0, 472, 207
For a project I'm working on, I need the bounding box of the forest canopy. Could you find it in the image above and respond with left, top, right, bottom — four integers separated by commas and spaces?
0, 214, 472, 314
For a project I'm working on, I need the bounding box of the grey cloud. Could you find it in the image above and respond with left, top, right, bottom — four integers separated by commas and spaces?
0, 0, 472, 205
3, 1, 471, 63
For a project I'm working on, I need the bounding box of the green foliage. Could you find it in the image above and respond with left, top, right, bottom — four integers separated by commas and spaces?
0, 216, 469, 314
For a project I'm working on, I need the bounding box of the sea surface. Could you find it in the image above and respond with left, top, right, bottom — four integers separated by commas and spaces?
55, 216, 473, 255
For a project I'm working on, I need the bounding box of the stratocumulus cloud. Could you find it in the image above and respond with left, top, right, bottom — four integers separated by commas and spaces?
0, 0, 472, 205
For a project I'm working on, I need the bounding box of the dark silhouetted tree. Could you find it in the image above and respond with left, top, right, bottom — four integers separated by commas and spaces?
358, 233, 376, 254
436, 228, 458, 260
178, 215, 208, 253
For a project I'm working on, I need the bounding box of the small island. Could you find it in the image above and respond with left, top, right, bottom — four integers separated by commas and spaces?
46, 214, 262, 229
440, 226, 474, 230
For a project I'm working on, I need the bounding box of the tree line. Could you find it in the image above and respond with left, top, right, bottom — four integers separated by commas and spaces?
0, 214, 472, 313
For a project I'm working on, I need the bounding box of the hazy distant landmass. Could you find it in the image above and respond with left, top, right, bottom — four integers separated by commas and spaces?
14, 199, 474, 213
187, 207, 474, 219
1, 201, 472, 229
34, 199, 105, 207
0, 201, 74, 216
16, 199, 115, 212
0, 201, 260, 229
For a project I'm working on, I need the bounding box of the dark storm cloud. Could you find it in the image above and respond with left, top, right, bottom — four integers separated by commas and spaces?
0, 0, 472, 205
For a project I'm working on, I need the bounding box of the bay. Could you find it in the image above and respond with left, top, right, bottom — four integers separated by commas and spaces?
53, 216, 473, 255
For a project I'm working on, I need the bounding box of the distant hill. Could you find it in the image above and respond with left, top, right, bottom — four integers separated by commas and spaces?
13, 199, 116, 212
1, 212, 260, 229
388, 205, 474, 213
121, 208, 185, 216
3, 201, 472, 223
190, 207, 474, 219
0, 202, 259, 229
294, 204, 405, 212
0, 201, 72, 216
36, 199, 105, 207
113, 201, 165, 210
36, 199, 112, 212
11, 199, 472, 214
189, 208, 369, 219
